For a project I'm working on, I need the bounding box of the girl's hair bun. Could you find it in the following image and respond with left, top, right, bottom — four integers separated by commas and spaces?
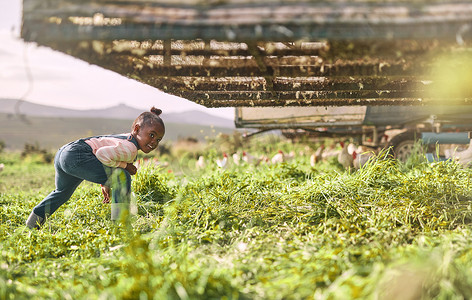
132, 107, 164, 131
150, 107, 162, 116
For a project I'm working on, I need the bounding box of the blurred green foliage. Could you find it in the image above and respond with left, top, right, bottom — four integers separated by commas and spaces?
2, 136, 472, 299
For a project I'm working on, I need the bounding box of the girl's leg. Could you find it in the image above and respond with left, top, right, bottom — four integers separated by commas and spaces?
27, 146, 84, 228
32, 146, 84, 219
30, 141, 107, 223
31, 169, 83, 219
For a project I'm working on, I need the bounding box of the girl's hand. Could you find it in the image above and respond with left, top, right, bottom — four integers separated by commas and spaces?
125, 163, 137, 175
101, 185, 111, 203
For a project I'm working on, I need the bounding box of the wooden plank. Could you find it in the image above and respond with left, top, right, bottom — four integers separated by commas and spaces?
144, 77, 425, 92
184, 97, 444, 108
94, 40, 436, 59
176, 90, 421, 101
103, 46, 424, 58
130, 63, 422, 77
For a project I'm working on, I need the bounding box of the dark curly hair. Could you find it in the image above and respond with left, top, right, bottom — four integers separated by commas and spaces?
131, 107, 164, 130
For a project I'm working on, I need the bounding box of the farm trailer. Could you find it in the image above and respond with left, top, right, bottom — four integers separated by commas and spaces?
21, 0, 472, 162
235, 106, 472, 161
21, 0, 472, 110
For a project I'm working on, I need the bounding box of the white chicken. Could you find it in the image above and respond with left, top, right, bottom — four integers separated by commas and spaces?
444, 146, 456, 160
347, 143, 357, 155
259, 155, 270, 165
0, 163, 4, 172
285, 151, 296, 162
353, 150, 375, 169
242, 151, 261, 165
232, 152, 241, 165
337, 142, 353, 169
271, 150, 285, 164
310, 144, 325, 167
196, 156, 206, 169
216, 153, 229, 168
453, 140, 472, 166
356, 145, 373, 154
322, 144, 341, 160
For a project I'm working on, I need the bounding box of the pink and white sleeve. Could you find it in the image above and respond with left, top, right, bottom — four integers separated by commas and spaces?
94, 140, 137, 168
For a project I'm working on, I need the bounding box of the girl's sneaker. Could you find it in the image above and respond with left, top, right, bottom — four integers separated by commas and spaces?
26, 212, 44, 229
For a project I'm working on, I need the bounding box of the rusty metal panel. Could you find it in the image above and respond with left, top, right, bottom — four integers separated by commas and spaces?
21, 0, 472, 108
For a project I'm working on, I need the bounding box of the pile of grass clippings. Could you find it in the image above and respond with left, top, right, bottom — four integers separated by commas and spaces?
2, 147, 472, 299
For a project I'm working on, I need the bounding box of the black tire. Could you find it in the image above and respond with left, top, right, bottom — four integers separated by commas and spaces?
387, 131, 420, 162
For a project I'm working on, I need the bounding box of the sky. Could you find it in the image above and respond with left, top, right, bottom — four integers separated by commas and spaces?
0, 0, 235, 120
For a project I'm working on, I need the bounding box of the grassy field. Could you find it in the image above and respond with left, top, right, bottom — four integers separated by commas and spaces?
2, 135, 472, 299
0, 113, 236, 151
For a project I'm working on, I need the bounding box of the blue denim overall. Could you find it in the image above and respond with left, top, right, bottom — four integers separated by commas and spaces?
32, 134, 138, 220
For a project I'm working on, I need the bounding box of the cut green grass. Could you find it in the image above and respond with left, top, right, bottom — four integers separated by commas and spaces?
2, 142, 472, 299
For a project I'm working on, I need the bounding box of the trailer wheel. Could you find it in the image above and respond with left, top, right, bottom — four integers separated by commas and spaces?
387, 131, 419, 162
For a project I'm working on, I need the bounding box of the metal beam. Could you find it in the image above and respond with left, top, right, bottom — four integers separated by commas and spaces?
177, 90, 421, 101
23, 1, 472, 42
188, 98, 472, 108
128, 62, 423, 77
22, 21, 472, 44
143, 77, 425, 92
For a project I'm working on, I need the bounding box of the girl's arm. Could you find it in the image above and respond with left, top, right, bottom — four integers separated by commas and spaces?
94, 140, 137, 169
125, 163, 137, 175
101, 185, 111, 203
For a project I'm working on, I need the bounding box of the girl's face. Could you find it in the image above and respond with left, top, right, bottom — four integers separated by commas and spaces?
133, 122, 165, 153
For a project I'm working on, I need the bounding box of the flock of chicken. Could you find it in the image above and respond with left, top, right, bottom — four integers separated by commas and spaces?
3, 139, 472, 174
197, 141, 378, 170
306, 141, 377, 170
202, 138, 472, 171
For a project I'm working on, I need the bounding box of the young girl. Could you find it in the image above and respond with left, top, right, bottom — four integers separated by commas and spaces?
26, 107, 165, 229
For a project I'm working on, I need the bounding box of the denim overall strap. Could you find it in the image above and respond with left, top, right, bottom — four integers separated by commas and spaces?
81, 133, 134, 143
126, 134, 140, 150
82, 133, 140, 151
